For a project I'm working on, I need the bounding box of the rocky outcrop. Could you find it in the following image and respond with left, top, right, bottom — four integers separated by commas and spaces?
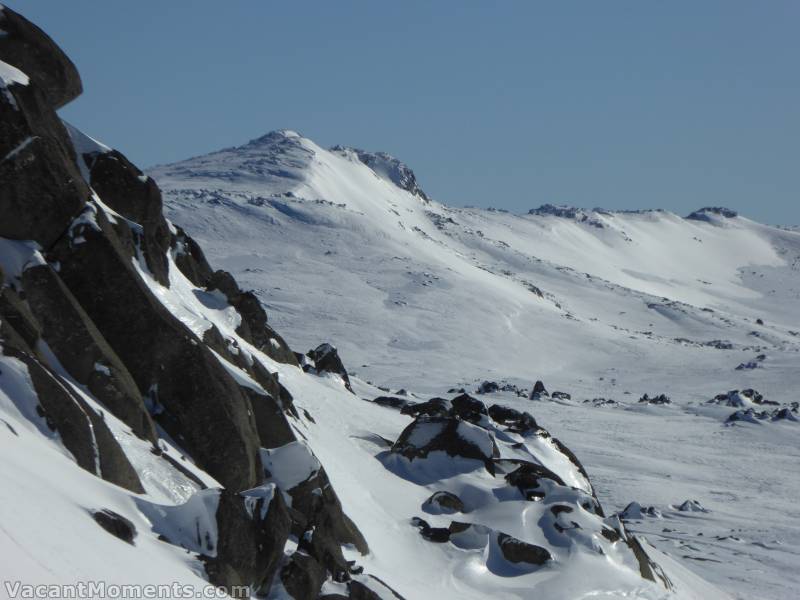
391, 416, 499, 473
205, 487, 291, 598
92, 509, 137, 545
0, 6, 82, 108
21, 263, 157, 443
307, 343, 353, 392
0, 321, 144, 493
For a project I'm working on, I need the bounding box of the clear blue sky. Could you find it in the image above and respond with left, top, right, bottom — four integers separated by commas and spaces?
8, 1, 799, 224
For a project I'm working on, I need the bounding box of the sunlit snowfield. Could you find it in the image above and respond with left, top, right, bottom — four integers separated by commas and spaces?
151, 130, 800, 600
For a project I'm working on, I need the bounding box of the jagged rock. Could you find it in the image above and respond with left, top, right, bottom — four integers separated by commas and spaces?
205, 487, 290, 598
91, 509, 136, 545
86, 149, 172, 286
618, 502, 662, 520
371, 396, 410, 410
530, 380, 548, 400
450, 393, 487, 422
686, 206, 738, 221
171, 224, 214, 286
400, 397, 450, 418
207, 269, 297, 365
411, 517, 450, 543
281, 552, 327, 600
476, 380, 499, 394
1, 326, 143, 492
0, 38, 88, 246
333, 146, 429, 201
391, 416, 499, 473
50, 206, 262, 491
21, 263, 157, 442
242, 386, 297, 449
0, 284, 40, 348
710, 389, 775, 407
422, 491, 465, 515
638, 393, 671, 405
551, 391, 571, 400
0, 6, 82, 108
307, 343, 352, 392
504, 460, 566, 500
673, 500, 708, 513
487, 404, 539, 434
497, 533, 552, 566
626, 536, 673, 590
347, 576, 406, 600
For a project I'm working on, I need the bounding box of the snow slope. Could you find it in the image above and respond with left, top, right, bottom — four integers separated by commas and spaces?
150, 130, 800, 599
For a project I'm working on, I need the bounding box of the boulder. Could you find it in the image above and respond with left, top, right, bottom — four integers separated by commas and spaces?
530, 380, 548, 400
86, 149, 171, 286
281, 552, 327, 600
450, 393, 487, 422
0, 6, 82, 108
308, 343, 352, 392
391, 416, 499, 473
487, 404, 539, 434
399, 397, 450, 418
91, 509, 136, 545
171, 225, 214, 286
422, 491, 465, 515
497, 533, 552, 566
371, 396, 410, 410
204, 487, 290, 598
0, 49, 88, 247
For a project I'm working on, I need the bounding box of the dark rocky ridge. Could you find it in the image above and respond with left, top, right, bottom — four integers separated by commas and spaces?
0, 7, 368, 597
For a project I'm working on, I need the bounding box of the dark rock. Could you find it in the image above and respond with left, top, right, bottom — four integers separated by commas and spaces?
21, 263, 157, 442
241, 386, 297, 449
207, 270, 297, 365
280, 552, 326, 600
347, 576, 406, 600
391, 416, 499, 473
400, 397, 451, 418
411, 517, 450, 543
308, 343, 352, 392
497, 533, 552, 565
530, 380, 548, 400
551, 391, 571, 400
0, 39, 88, 247
371, 396, 410, 410
87, 150, 171, 286
422, 491, 465, 515
1, 329, 143, 492
638, 393, 671, 405
626, 536, 673, 590
476, 380, 499, 394
450, 393, 487, 422
91, 509, 136, 545
171, 225, 214, 287
686, 207, 738, 221
0, 6, 82, 108
50, 207, 261, 491
0, 285, 40, 349
504, 461, 566, 500
204, 487, 290, 598
487, 404, 539, 434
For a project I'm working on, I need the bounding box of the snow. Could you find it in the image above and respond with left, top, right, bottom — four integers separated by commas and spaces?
259, 440, 321, 492
0, 237, 46, 285
149, 129, 800, 599
0, 58, 29, 110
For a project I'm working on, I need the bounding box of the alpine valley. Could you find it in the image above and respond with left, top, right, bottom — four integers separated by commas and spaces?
1, 6, 798, 600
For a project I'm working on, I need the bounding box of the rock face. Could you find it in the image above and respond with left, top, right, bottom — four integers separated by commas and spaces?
0, 14, 370, 598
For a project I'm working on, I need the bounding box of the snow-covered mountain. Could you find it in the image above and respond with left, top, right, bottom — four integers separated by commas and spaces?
1, 5, 798, 600
151, 130, 800, 600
